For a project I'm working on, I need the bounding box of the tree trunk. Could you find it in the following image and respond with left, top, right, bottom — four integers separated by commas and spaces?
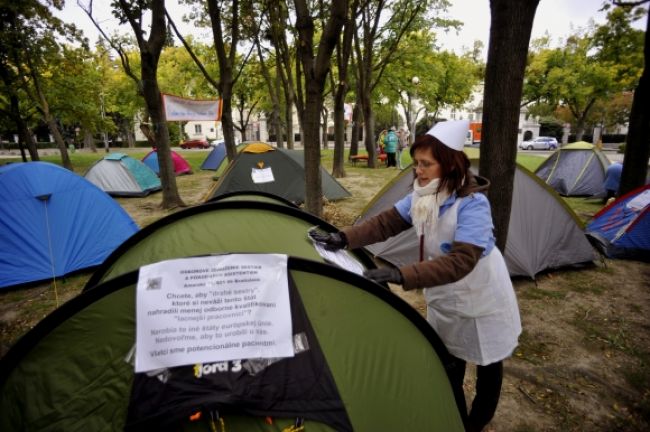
11, 94, 39, 161
274, 64, 284, 148
575, 119, 585, 142
141, 58, 184, 208
620, 9, 650, 196
303, 83, 324, 214
361, 92, 377, 168
321, 107, 329, 149
349, 96, 362, 157
479, 0, 540, 252
332, 105, 347, 177
140, 123, 157, 147
294, 0, 347, 215
206, 0, 243, 162
285, 96, 295, 149
220, 86, 237, 159
332, 0, 356, 177
26, 56, 72, 169
254, 37, 282, 147
121, 0, 184, 209
83, 129, 97, 152
119, 119, 136, 148
44, 114, 72, 171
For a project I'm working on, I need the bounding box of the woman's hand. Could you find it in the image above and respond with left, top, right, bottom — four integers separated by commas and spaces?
363, 267, 403, 284
308, 231, 347, 251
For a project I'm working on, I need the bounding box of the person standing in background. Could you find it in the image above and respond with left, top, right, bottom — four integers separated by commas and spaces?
397, 127, 409, 170
383, 127, 399, 168
603, 161, 623, 204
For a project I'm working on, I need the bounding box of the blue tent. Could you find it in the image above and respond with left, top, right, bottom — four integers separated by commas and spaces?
0, 162, 139, 289
200, 142, 227, 170
586, 184, 650, 261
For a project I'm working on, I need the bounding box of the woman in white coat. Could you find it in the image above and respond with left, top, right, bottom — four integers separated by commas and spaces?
310, 120, 521, 432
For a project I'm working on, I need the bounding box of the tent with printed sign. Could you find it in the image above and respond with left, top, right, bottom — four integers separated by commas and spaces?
85, 198, 373, 288
358, 160, 595, 278
0, 257, 463, 431
200, 142, 228, 171
206, 142, 351, 204
586, 185, 650, 261
0, 162, 139, 289
84, 153, 161, 197
534, 142, 610, 196
142, 149, 192, 176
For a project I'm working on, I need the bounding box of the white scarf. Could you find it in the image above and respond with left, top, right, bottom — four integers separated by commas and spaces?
411, 178, 450, 237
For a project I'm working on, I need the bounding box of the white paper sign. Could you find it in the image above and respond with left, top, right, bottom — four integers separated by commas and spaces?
307, 229, 365, 276
135, 254, 293, 373
251, 167, 275, 184
312, 242, 365, 276
626, 190, 650, 211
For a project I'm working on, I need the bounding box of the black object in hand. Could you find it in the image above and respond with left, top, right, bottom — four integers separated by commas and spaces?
363, 267, 403, 284
309, 230, 347, 251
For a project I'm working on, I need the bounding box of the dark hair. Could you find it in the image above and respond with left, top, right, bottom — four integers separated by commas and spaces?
410, 134, 470, 194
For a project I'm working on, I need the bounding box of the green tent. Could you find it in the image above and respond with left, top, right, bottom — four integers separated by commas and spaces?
206, 142, 351, 205
0, 259, 463, 431
207, 190, 299, 208
85, 199, 374, 288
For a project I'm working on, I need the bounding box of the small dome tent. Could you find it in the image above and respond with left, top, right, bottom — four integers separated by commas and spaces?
142, 149, 192, 176
200, 142, 227, 170
357, 161, 595, 278
206, 142, 351, 204
586, 185, 650, 261
0, 162, 139, 289
84, 152, 161, 197
535, 142, 610, 196
0, 259, 463, 431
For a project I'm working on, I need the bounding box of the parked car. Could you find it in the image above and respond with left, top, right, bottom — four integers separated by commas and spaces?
180, 138, 210, 149
519, 136, 558, 150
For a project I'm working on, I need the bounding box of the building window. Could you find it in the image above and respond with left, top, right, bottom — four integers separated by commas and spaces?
194, 124, 202, 134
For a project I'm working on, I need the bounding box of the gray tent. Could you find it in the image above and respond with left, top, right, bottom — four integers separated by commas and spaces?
84, 153, 161, 197
535, 142, 610, 196
206, 142, 351, 204
358, 161, 596, 278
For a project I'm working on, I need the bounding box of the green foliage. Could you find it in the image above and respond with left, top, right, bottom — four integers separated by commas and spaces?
523, 6, 645, 133
377, 28, 481, 136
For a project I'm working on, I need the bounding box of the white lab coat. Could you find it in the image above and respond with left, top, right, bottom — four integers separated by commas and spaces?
423, 198, 522, 365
